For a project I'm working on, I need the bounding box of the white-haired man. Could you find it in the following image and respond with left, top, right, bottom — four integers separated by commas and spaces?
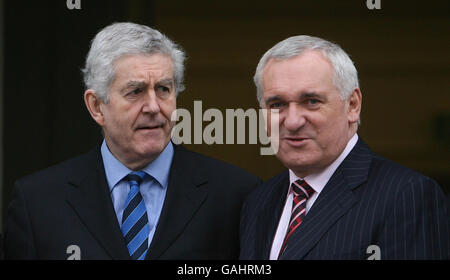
4, 22, 260, 260
240, 35, 449, 260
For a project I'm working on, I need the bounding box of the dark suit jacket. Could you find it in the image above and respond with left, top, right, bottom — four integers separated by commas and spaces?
240, 139, 450, 260
3, 144, 261, 259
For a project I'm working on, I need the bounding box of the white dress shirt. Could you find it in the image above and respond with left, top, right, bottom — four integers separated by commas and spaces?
269, 133, 359, 259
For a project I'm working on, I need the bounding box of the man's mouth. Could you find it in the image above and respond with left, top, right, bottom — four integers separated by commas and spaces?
136, 124, 164, 130
282, 136, 310, 146
283, 136, 308, 141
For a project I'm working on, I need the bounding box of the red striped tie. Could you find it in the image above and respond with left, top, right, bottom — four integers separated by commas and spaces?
278, 179, 315, 258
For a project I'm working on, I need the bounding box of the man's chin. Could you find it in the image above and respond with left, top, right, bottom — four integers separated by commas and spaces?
277, 153, 319, 176
137, 140, 170, 157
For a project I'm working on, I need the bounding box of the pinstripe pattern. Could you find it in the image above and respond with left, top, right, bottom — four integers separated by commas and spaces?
240, 139, 450, 260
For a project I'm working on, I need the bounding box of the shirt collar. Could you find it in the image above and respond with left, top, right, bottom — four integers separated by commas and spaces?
101, 140, 174, 192
289, 133, 359, 195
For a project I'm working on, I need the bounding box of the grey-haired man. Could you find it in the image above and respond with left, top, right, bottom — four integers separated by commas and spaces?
240, 35, 449, 260
4, 22, 260, 260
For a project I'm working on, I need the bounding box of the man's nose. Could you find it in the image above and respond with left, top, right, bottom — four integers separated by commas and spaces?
283, 103, 306, 131
142, 89, 161, 114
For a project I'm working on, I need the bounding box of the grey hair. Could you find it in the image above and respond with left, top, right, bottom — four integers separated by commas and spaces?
254, 35, 359, 105
82, 22, 186, 103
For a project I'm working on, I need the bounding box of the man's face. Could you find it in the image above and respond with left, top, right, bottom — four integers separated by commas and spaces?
261, 50, 359, 177
97, 53, 176, 169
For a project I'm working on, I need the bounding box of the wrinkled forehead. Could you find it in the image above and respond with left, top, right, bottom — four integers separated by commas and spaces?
112, 53, 175, 83
261, 51, 335, 91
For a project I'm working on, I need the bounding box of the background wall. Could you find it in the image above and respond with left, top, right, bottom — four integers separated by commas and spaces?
2, 0, 449, 229
153, 0, 450, 186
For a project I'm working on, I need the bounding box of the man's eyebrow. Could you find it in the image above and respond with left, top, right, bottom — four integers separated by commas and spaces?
264, 92, 324, 104
121, 80, 147, 92
300, 92, 322, 99
265, 95, 283, 104
156, 78, 174, 86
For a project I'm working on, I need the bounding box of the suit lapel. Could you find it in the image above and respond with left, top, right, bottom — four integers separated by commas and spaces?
65, 147, 130, 260
280, 138, 372, 259
256, 171, 290, 259
146, 145, 208, 259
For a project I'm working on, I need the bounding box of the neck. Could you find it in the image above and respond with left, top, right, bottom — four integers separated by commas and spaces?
104, 141, 160, 171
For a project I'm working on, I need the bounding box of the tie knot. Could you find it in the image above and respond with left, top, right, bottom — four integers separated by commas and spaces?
125, 171, 147, 186
291, 179, 315, 199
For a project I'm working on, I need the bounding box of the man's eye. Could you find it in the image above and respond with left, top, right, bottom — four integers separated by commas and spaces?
129, 88, 143, 95
157, 86, 170, 93
307, 99, 320, 105
156, 86, 171, 97
269, 102, 283, 109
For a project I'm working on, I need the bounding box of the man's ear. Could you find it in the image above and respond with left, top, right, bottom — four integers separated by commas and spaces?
347, 88, 362, 124
84, 89, 105, 126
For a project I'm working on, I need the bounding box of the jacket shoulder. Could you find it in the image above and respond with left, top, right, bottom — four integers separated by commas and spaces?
14, 149, 98, 193
370, 153, 438, 185
365, 152, 446, 207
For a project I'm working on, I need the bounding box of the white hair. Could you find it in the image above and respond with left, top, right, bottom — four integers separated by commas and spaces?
82, 22, 186, 103
254, 35, 359, 105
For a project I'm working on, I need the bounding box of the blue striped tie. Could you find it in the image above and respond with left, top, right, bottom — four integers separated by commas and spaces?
121, 171, 149, 260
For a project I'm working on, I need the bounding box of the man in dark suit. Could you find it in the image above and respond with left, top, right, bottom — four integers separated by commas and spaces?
240, 35, 450, 260
3, 22, 260, 260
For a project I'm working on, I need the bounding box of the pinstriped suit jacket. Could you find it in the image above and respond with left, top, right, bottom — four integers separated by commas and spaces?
240, 139, 450, 260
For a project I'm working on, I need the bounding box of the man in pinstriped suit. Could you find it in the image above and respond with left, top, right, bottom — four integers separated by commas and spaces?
240, 35, 450, 260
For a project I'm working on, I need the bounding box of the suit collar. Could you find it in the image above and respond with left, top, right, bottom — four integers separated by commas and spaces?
65, 146, 130, 259
146, 144, 208, 259
279, 138, 372, 259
